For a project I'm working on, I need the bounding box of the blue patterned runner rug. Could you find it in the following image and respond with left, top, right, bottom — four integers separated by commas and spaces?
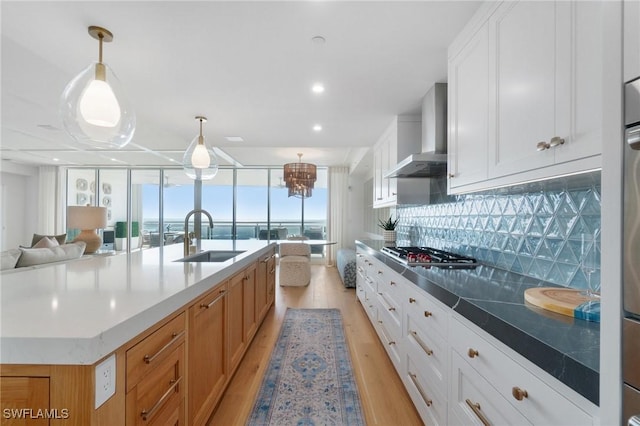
247, 308, 365, 425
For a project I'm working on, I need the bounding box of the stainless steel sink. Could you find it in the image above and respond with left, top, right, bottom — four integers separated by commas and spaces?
175, 250, 246, 263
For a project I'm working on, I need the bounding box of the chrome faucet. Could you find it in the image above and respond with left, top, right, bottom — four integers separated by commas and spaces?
183, 209, 214, 256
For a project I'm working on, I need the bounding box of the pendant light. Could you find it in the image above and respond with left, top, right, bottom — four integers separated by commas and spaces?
283, 153, 317, 198
60, 26, 136, 148
183, 116, 219, 180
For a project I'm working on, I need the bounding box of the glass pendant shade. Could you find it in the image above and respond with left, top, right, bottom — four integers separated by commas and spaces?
183, 128, 219, 180
61, 61, 136, 149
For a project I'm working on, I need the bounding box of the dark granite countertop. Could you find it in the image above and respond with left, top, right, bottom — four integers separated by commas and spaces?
356, 240, 600, 406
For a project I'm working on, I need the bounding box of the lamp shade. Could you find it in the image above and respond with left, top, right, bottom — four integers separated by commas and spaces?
283, 153, 316, 198
183, 116, 219, 180
60, 26, 136, 148
67, 206, 108, 230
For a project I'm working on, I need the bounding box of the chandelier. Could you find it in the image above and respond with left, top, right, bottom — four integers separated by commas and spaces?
283, 153, 317, 198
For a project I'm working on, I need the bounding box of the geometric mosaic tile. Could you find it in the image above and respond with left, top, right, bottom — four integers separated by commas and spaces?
397, 170, 601, 289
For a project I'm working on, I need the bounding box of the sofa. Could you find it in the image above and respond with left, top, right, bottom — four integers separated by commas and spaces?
337, 248, 356, 288
1, 234, 86, 271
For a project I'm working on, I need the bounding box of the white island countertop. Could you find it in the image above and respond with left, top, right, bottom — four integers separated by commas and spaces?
0, 240, 276, 365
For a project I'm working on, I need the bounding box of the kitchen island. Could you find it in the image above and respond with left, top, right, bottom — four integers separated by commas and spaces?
356, 239, 599, 424
0, 240, 277, 425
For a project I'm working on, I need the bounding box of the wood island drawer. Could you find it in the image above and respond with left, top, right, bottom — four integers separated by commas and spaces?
450, 316, 592, 425
127, 312, 186, 391
126, 343, 185, 426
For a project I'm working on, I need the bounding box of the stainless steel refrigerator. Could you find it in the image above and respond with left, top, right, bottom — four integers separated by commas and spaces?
623, 76, 640, 425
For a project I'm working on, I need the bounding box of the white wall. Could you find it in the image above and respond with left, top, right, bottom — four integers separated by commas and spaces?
0, 163, 38, 249
345, 174, 366, 249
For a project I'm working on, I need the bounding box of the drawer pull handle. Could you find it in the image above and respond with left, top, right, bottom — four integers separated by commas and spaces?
270, 268, 275, 274
424, 311, 432, 318
143, 330, 185, 364
409, 297, 416, 303
390, 281, 396, 286
388, 340, 396, 345
549, 136, 565, 147
378, 320, 383, 324
448, 173, 456, 178
410, 330, 433, 356
200, 290, 226, 309
467, 348, 479, 358
536, 141, 550, 151
512, 386, 528, 401
141, 376, 182, 421
465, 399, 490, 426
378, 270, 383, 275
388, 307, 396, 312
409, 373, 432, 407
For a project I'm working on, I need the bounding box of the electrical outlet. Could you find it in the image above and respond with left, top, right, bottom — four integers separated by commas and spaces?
95, 353, 116, 409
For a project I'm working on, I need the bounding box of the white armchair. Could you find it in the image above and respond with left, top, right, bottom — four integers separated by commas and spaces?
278, 242, 311, 287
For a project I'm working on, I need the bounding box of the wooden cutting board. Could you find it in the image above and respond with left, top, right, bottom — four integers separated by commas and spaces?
524, 287, 600, 323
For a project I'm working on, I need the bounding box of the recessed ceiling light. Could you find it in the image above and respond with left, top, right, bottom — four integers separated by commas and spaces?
313, 124, 322, 132
311, 35, 326, 45
311, 83, 325, 94
225, 136, 244, 142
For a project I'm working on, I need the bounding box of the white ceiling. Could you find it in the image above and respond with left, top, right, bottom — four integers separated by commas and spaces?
1, 1, 480, 175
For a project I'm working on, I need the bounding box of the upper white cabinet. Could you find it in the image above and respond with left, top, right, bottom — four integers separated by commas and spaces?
448, 1, 603, 194
373, 116, 429, 208
448, 21, 490, 190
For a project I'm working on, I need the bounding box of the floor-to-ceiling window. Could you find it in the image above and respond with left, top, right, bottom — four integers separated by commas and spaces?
236, 169, 269, 239
65, 167, 328, 251
202, 169, 234, 238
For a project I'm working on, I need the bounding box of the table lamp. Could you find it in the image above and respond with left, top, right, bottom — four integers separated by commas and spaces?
67, 206, 108, 254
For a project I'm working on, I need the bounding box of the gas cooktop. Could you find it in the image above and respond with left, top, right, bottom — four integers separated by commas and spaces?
380, 246, 478, 269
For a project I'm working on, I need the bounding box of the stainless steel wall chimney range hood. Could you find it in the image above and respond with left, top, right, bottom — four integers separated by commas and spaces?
384, 83, 448, 178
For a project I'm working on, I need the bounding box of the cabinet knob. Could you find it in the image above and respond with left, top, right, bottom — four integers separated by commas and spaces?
536, 141, 551, 151
409, 297, 416, 303
390, 281, 396, 286
512, 386, 528, 401
467, 348, 479, 358
424, 311, 432, 318
377, 270, 383, 275
388, 307, 396, 312
448, 173, 455, 178
549, 136, 565, 147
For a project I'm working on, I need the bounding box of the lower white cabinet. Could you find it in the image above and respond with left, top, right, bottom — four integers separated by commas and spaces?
449, 350, 530, 425
356, 247, 597, 426
450, 315, 594, 426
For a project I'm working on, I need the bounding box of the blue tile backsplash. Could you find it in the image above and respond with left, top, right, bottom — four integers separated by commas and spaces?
396, 171, 601, 289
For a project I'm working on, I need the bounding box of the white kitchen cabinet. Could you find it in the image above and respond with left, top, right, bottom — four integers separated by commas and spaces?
373, 115, 427, 208
449, 314, 594, 425
448, 0, 603, 194
403, 287, 450, 426
448, 20, 490, 190
356, 247, 596, 426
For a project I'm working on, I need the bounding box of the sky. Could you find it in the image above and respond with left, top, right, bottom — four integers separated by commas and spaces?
143, 184, 327, 223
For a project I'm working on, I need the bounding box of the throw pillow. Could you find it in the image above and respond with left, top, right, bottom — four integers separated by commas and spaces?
1, 249, 22, 270
16, 242, 86, 268
31, 233, 67, 247
32, 236, 60, 249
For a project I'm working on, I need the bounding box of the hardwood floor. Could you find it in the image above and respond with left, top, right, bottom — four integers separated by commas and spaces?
208, 264, 423, 425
